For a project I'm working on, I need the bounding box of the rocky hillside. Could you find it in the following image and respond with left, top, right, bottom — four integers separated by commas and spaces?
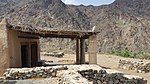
0, 0, 91, 30
0, 0, 150, 53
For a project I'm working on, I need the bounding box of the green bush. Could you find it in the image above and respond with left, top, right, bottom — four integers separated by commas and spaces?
110, 49, 150, 59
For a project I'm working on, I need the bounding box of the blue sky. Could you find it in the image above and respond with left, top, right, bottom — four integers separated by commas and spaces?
62, 0, 115, 6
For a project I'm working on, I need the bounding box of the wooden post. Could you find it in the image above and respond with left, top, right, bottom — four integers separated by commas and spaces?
80, 39, 85, 64
88, 34, 97, 64
76, 38, 80, 64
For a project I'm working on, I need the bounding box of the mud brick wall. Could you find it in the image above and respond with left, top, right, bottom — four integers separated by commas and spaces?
0, 19, 9, 76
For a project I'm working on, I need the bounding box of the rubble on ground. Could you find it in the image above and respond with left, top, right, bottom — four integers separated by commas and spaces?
79, 69, 146, 84
118, 60, 150, 73
43, 60, 75, 65
3, 65, 147, 84
42, 52, 64, 58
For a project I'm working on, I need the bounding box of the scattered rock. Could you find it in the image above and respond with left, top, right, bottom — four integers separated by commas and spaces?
118, 60, 150, 73
43, 52, 64, 58
79, 69, 147, 84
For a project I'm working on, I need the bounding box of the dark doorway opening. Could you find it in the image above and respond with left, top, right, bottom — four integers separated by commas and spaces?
31, 43, 38, 67
21, 45, 29, 67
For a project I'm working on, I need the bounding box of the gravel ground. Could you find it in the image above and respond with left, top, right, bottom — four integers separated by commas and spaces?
97, 54, 150, 84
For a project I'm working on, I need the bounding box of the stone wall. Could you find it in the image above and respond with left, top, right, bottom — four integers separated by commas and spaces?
4, 66, 68, 80
61, 65, 147, 84
118, 60, 150, 73
3, 65, 147, 84
79, 69, 146, 84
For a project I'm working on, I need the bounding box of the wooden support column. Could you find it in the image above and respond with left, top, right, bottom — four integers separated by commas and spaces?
29, 43, 31, 67
76, 38, 80, 64
88, 34, 97, 64
80, 39, 85, 64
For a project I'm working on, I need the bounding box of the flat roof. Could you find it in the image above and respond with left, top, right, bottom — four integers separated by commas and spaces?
7, 24, 99, 39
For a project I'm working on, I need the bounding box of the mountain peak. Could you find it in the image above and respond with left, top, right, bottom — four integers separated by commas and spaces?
27, 0, 65, 9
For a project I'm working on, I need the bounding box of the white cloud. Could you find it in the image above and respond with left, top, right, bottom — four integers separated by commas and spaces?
62, 0, 78, 5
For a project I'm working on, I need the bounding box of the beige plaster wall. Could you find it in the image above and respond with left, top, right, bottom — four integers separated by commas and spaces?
8, 30, 21, 67
0, 19, 9, 76
8, 31, 40, 68
0, 19, 40, 75
88, 35, 98, 64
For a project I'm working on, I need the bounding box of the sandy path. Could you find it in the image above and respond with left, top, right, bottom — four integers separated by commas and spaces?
41, 54, 150, 84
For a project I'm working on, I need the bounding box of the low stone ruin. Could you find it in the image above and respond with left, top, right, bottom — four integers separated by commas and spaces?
79, 69, 146, 84
118, 60, 150, 73
3, 65, 147, 84
60, 65, 102, 84
61, 65, 147, 84
4, 66, 68, 80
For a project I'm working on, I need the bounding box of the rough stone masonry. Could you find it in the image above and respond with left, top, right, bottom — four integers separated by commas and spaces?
119, 60, 150, 73
2, 65, 147, 84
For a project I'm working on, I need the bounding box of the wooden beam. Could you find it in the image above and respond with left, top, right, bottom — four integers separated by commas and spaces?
18, 36, 39, 39
76, 39, 80, 64
16, 30, 91, 39
80, 39, 85, 64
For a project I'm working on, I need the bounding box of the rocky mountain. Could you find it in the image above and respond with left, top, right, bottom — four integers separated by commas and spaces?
113, 0, 150, 19
0, 0, 150, 53
0, 0, 91, 30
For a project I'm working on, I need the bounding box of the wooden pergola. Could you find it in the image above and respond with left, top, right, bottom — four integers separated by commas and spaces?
7, 23, 99, 64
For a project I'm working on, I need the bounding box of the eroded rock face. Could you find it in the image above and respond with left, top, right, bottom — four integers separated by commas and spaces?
118, 60, 150, 73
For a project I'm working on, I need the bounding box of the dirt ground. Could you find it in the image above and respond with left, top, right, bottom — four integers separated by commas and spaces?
97, 54, 150, 84
41, 54, 150, 84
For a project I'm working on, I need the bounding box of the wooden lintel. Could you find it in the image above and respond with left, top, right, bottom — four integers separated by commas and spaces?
18, 36, 39, 39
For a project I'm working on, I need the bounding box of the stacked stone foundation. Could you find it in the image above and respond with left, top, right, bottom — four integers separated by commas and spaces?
2, 65, 147, 84
119, 60, 150, 73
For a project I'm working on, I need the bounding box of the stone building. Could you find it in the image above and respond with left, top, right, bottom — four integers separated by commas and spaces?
0, 18, 40, 73
0, 18, 99, 75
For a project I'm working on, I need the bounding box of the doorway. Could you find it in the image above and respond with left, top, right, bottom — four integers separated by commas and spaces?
31, 43, 38, 67
21, 45, 29, 67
